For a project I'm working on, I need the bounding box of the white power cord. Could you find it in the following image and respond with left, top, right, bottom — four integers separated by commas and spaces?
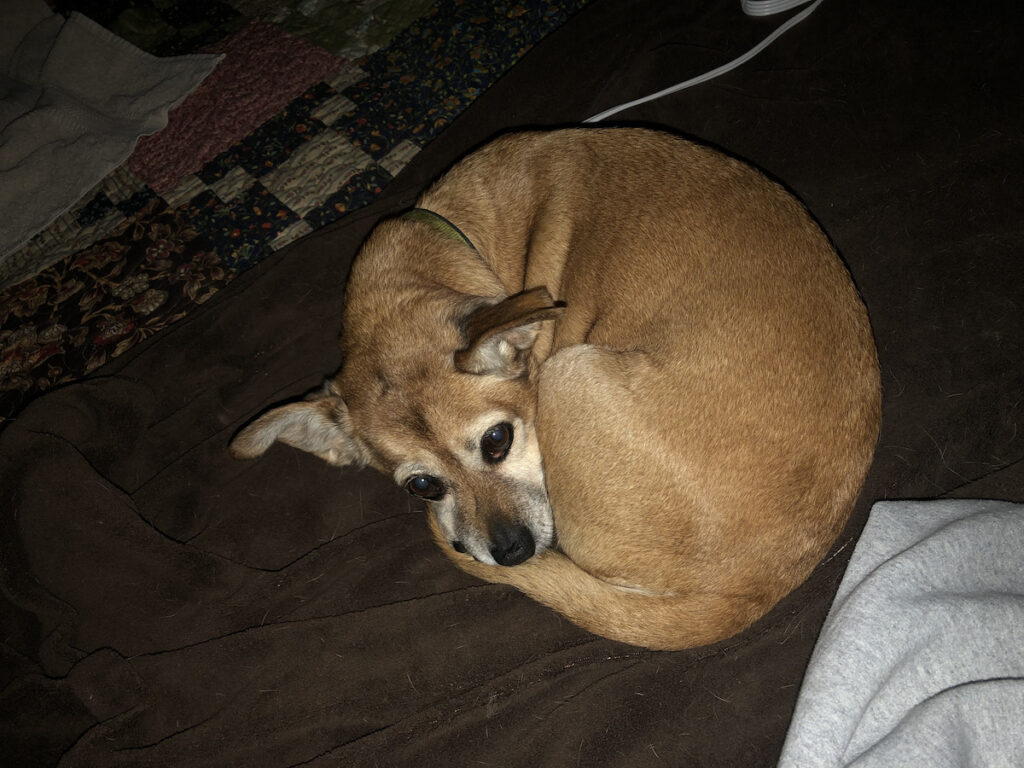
740, 0, 816, 16
583, 0, 824, 123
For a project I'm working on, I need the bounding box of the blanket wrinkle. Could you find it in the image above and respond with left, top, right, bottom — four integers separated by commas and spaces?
539, 657, 647, 713
300, 644, 649, 751
173, 502, 427, 572
270, 582, 501, 624
102, 581, 506, 666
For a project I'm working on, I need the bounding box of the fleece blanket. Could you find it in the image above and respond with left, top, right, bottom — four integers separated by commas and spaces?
779, 499, 1024, 767
0, 0, 220, 268
1, 0, 1022, 765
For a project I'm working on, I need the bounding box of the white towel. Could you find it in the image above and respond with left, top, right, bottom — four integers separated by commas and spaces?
0, 0, 221, 264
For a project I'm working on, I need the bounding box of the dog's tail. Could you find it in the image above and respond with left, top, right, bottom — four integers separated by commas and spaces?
431, 523, 769, 650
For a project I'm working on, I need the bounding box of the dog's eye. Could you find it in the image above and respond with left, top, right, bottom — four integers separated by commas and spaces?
405, 475, 445, 500
480, 422, 514, 463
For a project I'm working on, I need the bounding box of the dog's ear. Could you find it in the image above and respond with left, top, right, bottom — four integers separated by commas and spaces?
455, 286, 565, 378
229, 381, 367, 467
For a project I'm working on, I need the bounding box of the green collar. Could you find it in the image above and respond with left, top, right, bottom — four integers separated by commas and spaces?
400, 208, 478, 252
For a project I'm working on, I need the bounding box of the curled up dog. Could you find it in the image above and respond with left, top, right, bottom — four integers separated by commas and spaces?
230, 127, 881, 650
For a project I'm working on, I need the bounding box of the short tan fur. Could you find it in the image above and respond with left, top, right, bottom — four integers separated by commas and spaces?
231, 128, 880, 650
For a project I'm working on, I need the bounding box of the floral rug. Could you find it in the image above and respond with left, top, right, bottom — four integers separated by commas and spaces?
1, 0, 590, 421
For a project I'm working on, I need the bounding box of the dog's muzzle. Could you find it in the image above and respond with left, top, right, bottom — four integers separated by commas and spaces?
489, 523, 535, 566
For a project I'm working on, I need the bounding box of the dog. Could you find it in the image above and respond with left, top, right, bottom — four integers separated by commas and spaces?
230, 127, 881, 650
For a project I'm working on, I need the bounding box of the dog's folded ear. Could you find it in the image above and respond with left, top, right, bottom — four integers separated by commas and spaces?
229, 381, 367, 467
455, 286, 565, 378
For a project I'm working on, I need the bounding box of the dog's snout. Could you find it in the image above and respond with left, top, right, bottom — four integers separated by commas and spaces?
489, 524, 535, 566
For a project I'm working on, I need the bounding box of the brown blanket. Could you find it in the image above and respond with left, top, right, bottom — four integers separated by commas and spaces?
3, 1, 1022, 765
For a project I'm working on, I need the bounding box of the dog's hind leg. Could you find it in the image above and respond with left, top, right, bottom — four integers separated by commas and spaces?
427, 511, 764, 650
533, 343, 709, 590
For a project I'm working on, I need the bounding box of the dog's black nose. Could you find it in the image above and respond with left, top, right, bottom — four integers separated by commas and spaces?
489, 524, 535, 566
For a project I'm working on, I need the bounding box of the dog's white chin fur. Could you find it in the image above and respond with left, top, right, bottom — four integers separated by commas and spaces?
431, 487, 555, 566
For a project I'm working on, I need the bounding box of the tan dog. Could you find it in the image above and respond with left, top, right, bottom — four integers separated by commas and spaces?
231, 127, 881, 650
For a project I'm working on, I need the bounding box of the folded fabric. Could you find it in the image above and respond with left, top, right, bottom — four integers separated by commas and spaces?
778, 498, 1024, 767
0, 0, 221, 268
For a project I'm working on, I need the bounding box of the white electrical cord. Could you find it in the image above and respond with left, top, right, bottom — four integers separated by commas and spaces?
583, 0, 824, 123
740, 0, 815, 16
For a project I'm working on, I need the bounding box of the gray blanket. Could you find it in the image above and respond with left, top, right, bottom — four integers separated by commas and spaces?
780, 499, 1024, 767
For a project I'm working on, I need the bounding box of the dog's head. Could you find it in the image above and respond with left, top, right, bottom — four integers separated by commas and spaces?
231, 222, 565, 567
